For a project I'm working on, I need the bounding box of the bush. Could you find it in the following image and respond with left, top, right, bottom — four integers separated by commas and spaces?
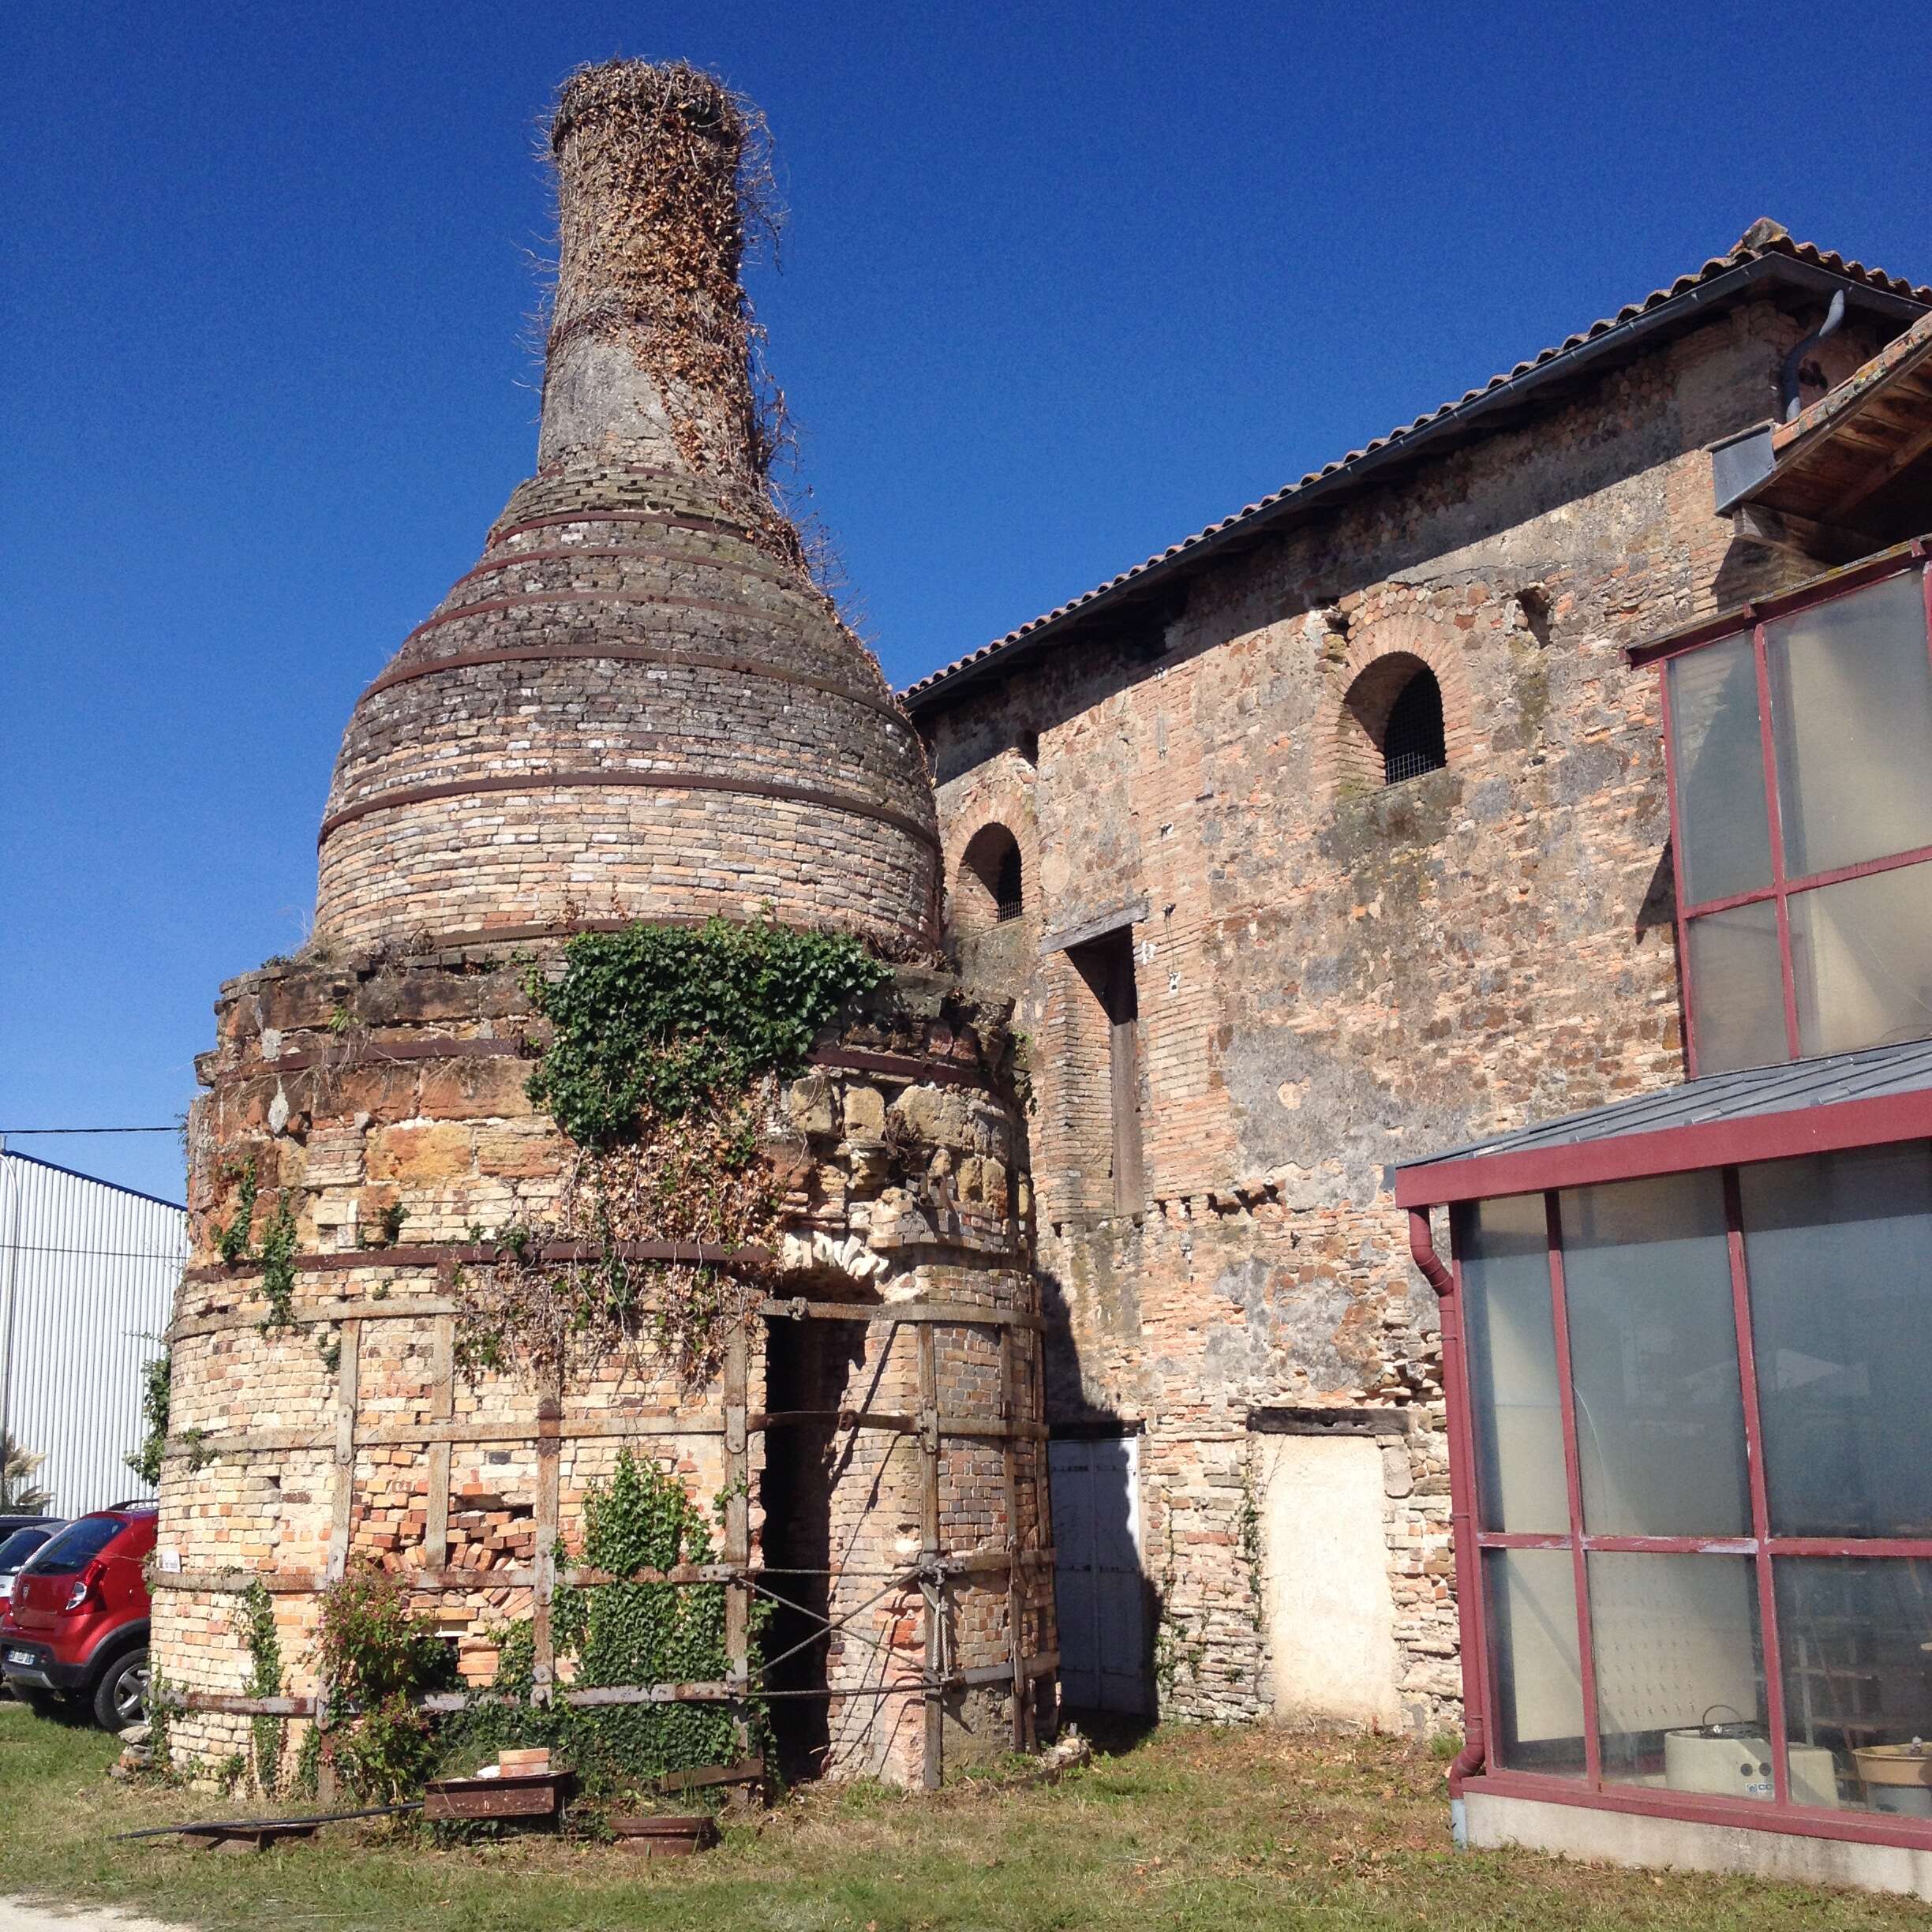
315, 1567, 456, 1802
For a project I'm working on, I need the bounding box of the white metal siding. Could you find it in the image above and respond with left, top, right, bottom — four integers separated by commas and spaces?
0, 1151, 185, 1516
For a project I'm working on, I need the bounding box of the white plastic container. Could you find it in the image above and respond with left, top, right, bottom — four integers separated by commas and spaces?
1664, 1724, 1840, 1806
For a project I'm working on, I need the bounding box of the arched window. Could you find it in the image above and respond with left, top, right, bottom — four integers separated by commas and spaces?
956, 822, 1024, 934
1336, 651, 1450, 796
1382, 666, 1446, 784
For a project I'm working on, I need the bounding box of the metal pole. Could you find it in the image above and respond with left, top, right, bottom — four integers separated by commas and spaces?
0, 1143, 24, 1488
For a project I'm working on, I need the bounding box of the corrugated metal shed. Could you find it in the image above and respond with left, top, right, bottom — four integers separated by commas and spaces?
0, 1151, 185, 1516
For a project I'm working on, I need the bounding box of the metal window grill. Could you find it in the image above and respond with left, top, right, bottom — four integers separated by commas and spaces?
1383, 669, 1447, 784
994, 844, 1024, 923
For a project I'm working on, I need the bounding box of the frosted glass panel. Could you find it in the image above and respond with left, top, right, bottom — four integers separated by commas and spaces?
1776, 1558, 1932, 1813
1741, 1144, 1932, 1539
1559, 1173, 1748, 1537
1789, 860, 1932, 1057
1589, 1553, 1767, 1795
1686, 901, 1788, 1073
1485, 1548, 1585, 1776
1457, 1194, 1565, 1533
1766, 568, 1932, 879
1668, 632, 1772, 907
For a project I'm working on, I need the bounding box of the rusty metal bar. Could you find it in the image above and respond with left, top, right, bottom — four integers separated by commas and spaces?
762, 1295, 1039, 1328
424, 1310, 455, 1571
724, 1320, 751, 1755
918, 1323, 942, 1792
163, 1413, 726, 1458
363, 638, 908, 725
749, 1408, 1045, 1441
178, 1650, 1068, 1720
317, 768, 942, 853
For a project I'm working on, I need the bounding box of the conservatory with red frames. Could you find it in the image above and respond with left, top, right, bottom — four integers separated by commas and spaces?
1397, 538, 1932, 1896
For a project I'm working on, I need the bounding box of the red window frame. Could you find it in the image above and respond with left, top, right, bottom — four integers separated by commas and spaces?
1647, 545, 1932, 1074
1430, 1133, 1932, 1853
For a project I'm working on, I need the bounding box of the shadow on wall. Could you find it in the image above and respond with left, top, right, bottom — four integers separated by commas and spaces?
1036, 1260, 1159, 1744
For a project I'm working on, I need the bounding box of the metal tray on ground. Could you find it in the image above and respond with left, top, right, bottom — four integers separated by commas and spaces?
422, 1770, 572, 1821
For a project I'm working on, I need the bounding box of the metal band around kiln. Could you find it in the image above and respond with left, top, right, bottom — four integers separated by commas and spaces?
317, 769, 942, 850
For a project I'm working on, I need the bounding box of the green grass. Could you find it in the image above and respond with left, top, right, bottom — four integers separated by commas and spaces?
1, 1699, 1924, 1931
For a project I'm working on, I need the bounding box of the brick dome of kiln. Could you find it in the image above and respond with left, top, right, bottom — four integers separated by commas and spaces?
315, 61, 938, 954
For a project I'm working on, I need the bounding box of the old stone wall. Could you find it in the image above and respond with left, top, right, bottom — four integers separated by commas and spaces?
923, 289, 1891, 1735
155, 948, 1049, 1789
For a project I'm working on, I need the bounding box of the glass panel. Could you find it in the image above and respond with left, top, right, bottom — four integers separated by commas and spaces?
1741, 1143, 1932, 1538
1776, 1558, 1932, 1814
1789, 859, 1932, 1058
1589, 1553, 1768, 1795
1456, 1194, 1565, 1533
1766, 567, 1932, 879
0, 1526, 54, 1572
21, 1515, 119, 1577
1668, 631, 1773, 907
1485, 1547, 1586, 1776
1686, 901, 1788, 1073
1559, 1174, 1748, 1537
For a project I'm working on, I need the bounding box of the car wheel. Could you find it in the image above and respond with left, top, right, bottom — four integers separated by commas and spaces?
93, 1648, 148, 1732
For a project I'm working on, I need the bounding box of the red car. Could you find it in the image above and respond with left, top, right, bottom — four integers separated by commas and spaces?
1, 1505, 155, 1731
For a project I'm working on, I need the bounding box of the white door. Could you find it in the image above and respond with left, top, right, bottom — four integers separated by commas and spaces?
1050, 1436, 1150, 1713
1259, 1433, 1402, 1728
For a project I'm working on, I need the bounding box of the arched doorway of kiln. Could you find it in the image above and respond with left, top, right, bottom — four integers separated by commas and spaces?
1337, 652, 1448, 793
758, 1285, 880, 1780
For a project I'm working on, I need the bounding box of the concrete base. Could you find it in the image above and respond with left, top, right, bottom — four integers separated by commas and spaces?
1465, 1788, 1932, 1902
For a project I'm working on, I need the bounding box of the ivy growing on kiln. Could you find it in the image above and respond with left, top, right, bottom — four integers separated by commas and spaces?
440, 1451, 766, 1801
524, 916, 888, 1144
459, 919, 886, 1385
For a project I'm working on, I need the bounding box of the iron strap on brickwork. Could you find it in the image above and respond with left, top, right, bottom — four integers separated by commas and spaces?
166, 1295, 1057, 1787
316, 768, 942, 852
361, 638, 910, 724
253, 1035, 993, 1093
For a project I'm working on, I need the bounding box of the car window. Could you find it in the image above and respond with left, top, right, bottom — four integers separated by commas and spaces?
0, 1527, 54, 1570
22, 1515, 122, 1576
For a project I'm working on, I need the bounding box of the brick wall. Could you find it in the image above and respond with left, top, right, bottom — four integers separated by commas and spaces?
315, 462, 938, 957
158, 950, 1050, 1789
919, 289, 1893, 1735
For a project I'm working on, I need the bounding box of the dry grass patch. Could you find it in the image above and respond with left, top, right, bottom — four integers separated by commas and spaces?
2, 1700, 1925, 1930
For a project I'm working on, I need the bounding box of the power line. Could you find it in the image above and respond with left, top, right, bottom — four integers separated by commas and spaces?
0, 1127, 178, 1136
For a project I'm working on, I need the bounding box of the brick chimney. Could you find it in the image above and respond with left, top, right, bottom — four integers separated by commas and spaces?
540, 62, 762, 481
312, 58, 938, 958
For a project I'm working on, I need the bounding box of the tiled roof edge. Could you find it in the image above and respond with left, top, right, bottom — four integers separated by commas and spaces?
904, 234, 1931, 710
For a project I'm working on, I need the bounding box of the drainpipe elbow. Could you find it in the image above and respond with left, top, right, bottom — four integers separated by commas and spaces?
1448, 1724, 1486, 1795
1407, 1207, 1452, 1298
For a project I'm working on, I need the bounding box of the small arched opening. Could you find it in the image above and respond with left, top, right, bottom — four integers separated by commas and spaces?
1338, 653, 1449, 795
957, 822, 1024, 934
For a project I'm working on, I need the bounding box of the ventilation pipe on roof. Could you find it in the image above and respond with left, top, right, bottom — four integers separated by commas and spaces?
1780, 288, 1846, 422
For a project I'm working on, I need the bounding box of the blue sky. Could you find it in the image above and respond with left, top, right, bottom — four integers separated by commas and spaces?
4, 1, 1925, 1202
